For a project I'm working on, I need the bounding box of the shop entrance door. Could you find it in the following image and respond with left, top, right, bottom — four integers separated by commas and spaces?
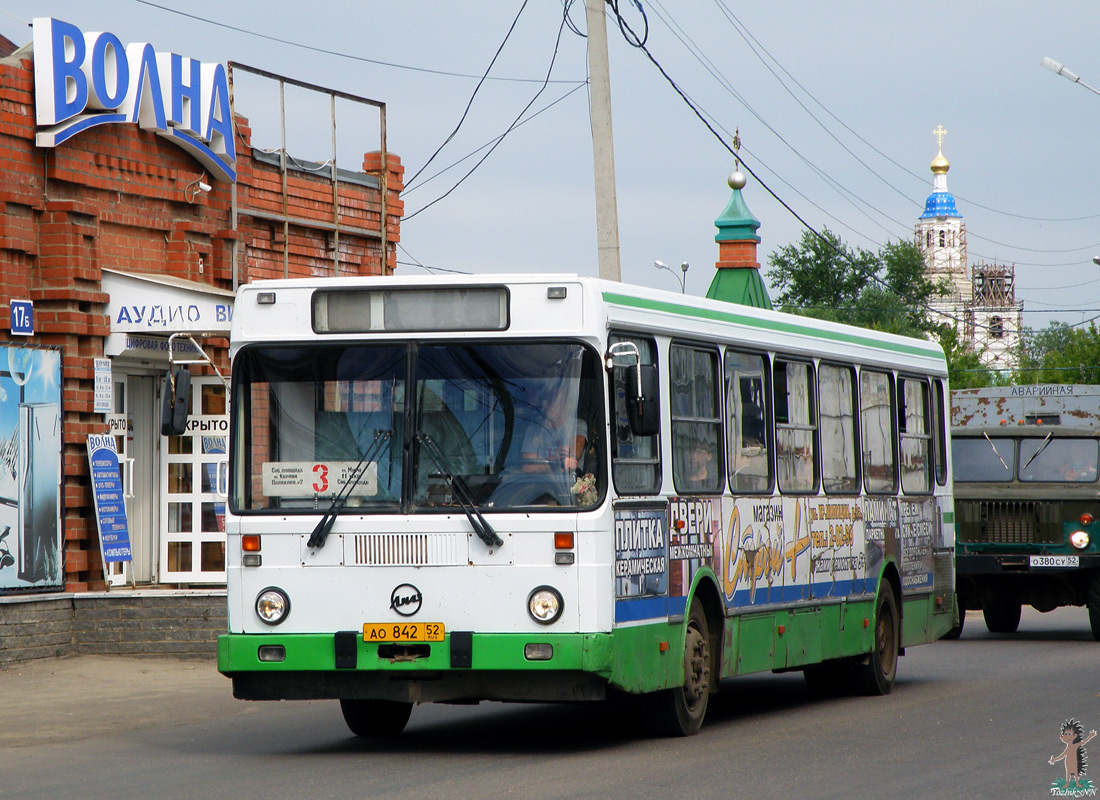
160, 376, 227, 583
105, 374, 157, 586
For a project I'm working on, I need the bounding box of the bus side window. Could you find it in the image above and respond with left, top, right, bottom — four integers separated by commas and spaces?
899, 377, 932, 494
933, 379, 948, 486
860, 369, 897, 493
820, 363, 858, 493
724, 349, 771, 493
774, 359, 817, 493
670, 344, 723, 495
609, 334, 661, 495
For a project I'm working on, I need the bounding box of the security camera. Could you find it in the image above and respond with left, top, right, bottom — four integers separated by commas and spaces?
198, 181, 212, 193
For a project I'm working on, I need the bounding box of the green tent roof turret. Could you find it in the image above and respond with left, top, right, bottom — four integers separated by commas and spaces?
706, 168, 771, 310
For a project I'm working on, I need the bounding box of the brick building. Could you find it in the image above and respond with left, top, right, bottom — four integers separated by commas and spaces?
0, 18, 402, 657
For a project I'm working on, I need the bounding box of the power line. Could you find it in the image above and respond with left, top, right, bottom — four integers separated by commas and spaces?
404, 81, 588, 195
405, 0, 532, 189
403, 6, 570, 222
131, 0, 585, 85
605, 6, 986, 336
710, 1, 1100, 226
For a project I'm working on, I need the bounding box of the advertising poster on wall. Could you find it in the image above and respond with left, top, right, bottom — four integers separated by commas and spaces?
0, 346, 63, 592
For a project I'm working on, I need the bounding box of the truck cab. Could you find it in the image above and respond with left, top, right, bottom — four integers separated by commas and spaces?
951, 385, 1100, 638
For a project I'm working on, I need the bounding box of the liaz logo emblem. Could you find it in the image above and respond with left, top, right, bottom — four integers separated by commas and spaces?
390, 584, 422, 617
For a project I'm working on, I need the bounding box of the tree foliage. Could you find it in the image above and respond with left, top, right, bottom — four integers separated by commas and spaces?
1014, 322, 1100, 384
766, 228, 995, 387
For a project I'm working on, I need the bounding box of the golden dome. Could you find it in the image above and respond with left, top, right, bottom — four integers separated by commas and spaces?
931, 148, 950, 174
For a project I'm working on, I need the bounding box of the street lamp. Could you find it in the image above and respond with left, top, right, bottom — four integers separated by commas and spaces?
1041, 57, 1100, 99
654, 260, 689, 293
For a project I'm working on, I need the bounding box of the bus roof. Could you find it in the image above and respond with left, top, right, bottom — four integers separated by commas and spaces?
231, 273, 947, 373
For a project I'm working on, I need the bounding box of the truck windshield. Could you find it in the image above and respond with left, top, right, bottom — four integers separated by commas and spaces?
1019, 438, 1099, 483
951, 437, 1016, 482
231, 341, 605, 512
952, 436, 1100, 483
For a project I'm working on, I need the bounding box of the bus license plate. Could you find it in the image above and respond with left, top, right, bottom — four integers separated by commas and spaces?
1029, 555, 1079, 568
362, 622, 445, 642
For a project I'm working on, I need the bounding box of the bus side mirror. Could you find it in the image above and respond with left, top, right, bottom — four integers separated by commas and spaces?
161, 367, 191, 436
627, 364, 660, 437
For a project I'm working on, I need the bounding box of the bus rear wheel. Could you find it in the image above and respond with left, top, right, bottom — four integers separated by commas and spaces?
851, 581, 899, 696
982, 598, 1021, 634
650, 599, 711, 736
339, 698, 413, 737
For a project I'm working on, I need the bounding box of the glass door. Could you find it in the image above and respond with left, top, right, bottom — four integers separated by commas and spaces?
160, 377, 228, 583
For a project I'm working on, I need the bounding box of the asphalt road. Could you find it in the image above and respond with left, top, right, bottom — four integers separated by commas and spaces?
1, 606, 1096, 800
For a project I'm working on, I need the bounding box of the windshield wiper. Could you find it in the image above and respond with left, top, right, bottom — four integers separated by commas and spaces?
417, 432, 503, 549
307, 429, 392, 549
983, 432, 1010, 473
1020, 431, 1053, 472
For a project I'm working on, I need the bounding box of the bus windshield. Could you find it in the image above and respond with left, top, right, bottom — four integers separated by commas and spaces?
232, 341, 605, 513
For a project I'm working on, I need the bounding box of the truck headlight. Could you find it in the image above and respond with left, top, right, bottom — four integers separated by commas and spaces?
1070, 531, 1090, 550
255, 587, 291, 625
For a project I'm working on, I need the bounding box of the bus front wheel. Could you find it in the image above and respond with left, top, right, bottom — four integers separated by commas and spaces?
852, 581, 899, 696
650, 598, 711, 736
339, 698, 413, 737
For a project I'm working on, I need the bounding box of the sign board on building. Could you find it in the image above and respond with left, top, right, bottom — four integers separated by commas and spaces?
102, 270, 234, 336
87, 434, 132, 565
9, 299, 33, 336
93, 358, 113, 414
32, 17, 237, 182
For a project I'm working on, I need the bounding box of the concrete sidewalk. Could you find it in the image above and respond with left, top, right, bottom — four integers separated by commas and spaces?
0, 655, 245, 747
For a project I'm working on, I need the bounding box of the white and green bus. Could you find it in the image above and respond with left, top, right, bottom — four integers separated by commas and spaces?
217, 274, 956, 736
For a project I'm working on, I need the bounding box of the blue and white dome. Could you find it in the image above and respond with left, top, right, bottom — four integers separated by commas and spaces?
921, 191, 959, 218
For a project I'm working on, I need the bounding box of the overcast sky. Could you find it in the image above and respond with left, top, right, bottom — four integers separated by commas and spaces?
4, 1, 1100, 328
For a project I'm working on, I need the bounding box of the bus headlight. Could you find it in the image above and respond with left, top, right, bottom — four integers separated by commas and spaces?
527, 586, 563, 625
1070, 531, 1090, 550
255, 587, 291, 625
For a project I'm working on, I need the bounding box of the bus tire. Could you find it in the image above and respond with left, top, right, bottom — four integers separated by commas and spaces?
982, 598, 1021, 634
851, 581, 899, 696
339, 698, 413, 737
650, 599, 711, 736
1087, 575, 1100, 642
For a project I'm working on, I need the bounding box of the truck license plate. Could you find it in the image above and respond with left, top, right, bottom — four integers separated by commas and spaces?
362, 622, 445, 642
1029, 555, 1079, 568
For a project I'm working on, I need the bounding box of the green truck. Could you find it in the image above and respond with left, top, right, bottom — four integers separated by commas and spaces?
950, 385, 1100, 638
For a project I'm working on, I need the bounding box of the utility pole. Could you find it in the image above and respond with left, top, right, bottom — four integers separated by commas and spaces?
585, 0, 622, 281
